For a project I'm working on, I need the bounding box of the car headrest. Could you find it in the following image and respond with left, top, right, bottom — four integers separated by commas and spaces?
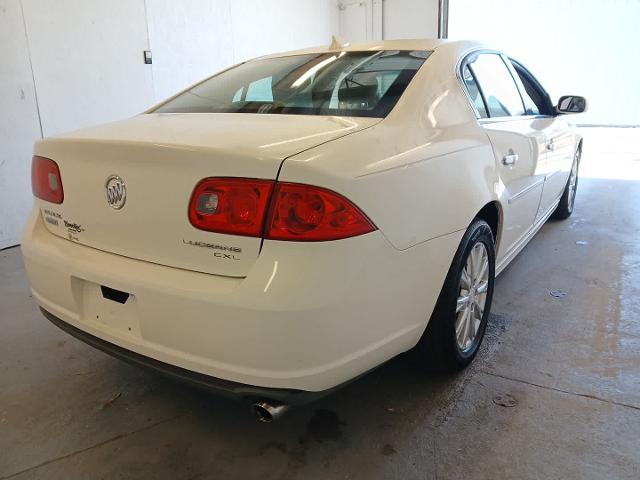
338, 85, 377, 103
312, 89, 333, 103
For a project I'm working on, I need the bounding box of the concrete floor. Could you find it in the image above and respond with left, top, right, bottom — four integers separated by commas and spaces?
1, 128, 639, 480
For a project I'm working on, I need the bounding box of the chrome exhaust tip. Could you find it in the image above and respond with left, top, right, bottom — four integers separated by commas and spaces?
252, 400, 289, 423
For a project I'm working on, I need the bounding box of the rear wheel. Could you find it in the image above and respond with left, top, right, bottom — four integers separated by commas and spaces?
416, 219, 495, 371
552, 147, 581, 220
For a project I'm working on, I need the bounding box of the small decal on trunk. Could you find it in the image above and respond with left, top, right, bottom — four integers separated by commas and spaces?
64, 220, 85, 234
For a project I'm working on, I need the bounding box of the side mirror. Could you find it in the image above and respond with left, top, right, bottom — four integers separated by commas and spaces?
556, 95, 587, 114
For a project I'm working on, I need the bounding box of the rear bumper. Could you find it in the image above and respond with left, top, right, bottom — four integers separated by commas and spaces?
41, 308, 323, 404
22, 209, 461, 392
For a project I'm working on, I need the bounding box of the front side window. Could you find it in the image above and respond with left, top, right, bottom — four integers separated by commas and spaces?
467, 54, 525, 118
153, 50, 431, 118
513, 76, 540, 116
510, 60, 554, 116
504, 59, 540, 115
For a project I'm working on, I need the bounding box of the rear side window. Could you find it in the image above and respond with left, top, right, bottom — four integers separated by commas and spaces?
462, 65, 488, 118
467, 54, 525, 118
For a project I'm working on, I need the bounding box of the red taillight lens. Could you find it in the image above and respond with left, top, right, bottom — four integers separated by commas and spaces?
188, 178, 376, 241
265, 183, 375, 241
188, 178, 274, 236
31, 156, 64, 204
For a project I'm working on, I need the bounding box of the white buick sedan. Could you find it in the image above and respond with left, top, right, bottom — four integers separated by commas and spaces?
23, 39, 585, 421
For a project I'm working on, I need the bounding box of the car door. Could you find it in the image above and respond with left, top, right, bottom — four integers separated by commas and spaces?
506, 59, 576, 220
462, 53, 546, 263
538, 118, 575, 215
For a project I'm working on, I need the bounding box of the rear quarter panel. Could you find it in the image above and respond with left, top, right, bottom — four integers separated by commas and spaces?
279, 45, 499, 251
279, 123, 495, 250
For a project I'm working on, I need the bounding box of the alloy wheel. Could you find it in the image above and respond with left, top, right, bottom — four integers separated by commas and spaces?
455, 242, 489, 352
567, 150, 580, 212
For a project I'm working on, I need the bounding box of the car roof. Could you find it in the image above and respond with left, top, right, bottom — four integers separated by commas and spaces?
258, 38, 486, 60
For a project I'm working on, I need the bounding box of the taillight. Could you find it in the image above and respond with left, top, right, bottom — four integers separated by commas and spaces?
264, 183, 375, 241
188, 178, 274, 236
188, 178, 376, 241
32, 156, 64, 204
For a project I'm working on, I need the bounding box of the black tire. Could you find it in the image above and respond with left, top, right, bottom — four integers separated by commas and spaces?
415, 219, 496, 372
552, 147, 581, 220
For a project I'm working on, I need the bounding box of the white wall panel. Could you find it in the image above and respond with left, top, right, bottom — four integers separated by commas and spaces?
145, 0, 234, 101
21, 0, 155, 137
0, 0, 41, 248
382, 0, 438, 39
230, 0, 339, 62
339, 0, 375, 42
339, 0, 438, 43
449, 0, 640, 125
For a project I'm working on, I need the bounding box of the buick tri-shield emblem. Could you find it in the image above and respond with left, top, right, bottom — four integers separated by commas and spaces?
105, 175, 126, 209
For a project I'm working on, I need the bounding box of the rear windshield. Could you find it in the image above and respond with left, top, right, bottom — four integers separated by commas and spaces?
153, 50, 431, 118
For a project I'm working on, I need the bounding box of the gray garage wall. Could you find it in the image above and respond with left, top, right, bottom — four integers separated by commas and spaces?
0, 0, 339, 249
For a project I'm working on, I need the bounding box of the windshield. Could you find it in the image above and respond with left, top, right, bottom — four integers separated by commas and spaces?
153, 50, 431, 118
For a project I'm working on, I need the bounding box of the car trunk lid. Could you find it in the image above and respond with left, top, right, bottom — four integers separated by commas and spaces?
35, 113, 378, 277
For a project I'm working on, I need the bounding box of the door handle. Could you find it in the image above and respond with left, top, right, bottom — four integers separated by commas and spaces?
502, 153, 518, 166
547, 139, 555, 151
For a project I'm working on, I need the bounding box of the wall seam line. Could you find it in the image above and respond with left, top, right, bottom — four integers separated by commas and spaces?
19, 0, 44, 139
143, 0, 156, 100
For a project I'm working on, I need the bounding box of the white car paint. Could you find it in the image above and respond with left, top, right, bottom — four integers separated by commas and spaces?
22, 39, 582, 394
30, 113, 378, 278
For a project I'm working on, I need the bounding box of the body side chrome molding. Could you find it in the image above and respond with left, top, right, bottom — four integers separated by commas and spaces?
545, 169, 561, 181
507, 178, 545, 205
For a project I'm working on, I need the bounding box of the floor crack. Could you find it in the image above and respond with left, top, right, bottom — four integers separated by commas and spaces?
0, 413, 186, 479
481, 370, 640, 412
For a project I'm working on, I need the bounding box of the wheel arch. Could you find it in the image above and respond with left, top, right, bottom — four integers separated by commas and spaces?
475, 201, 503, 254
